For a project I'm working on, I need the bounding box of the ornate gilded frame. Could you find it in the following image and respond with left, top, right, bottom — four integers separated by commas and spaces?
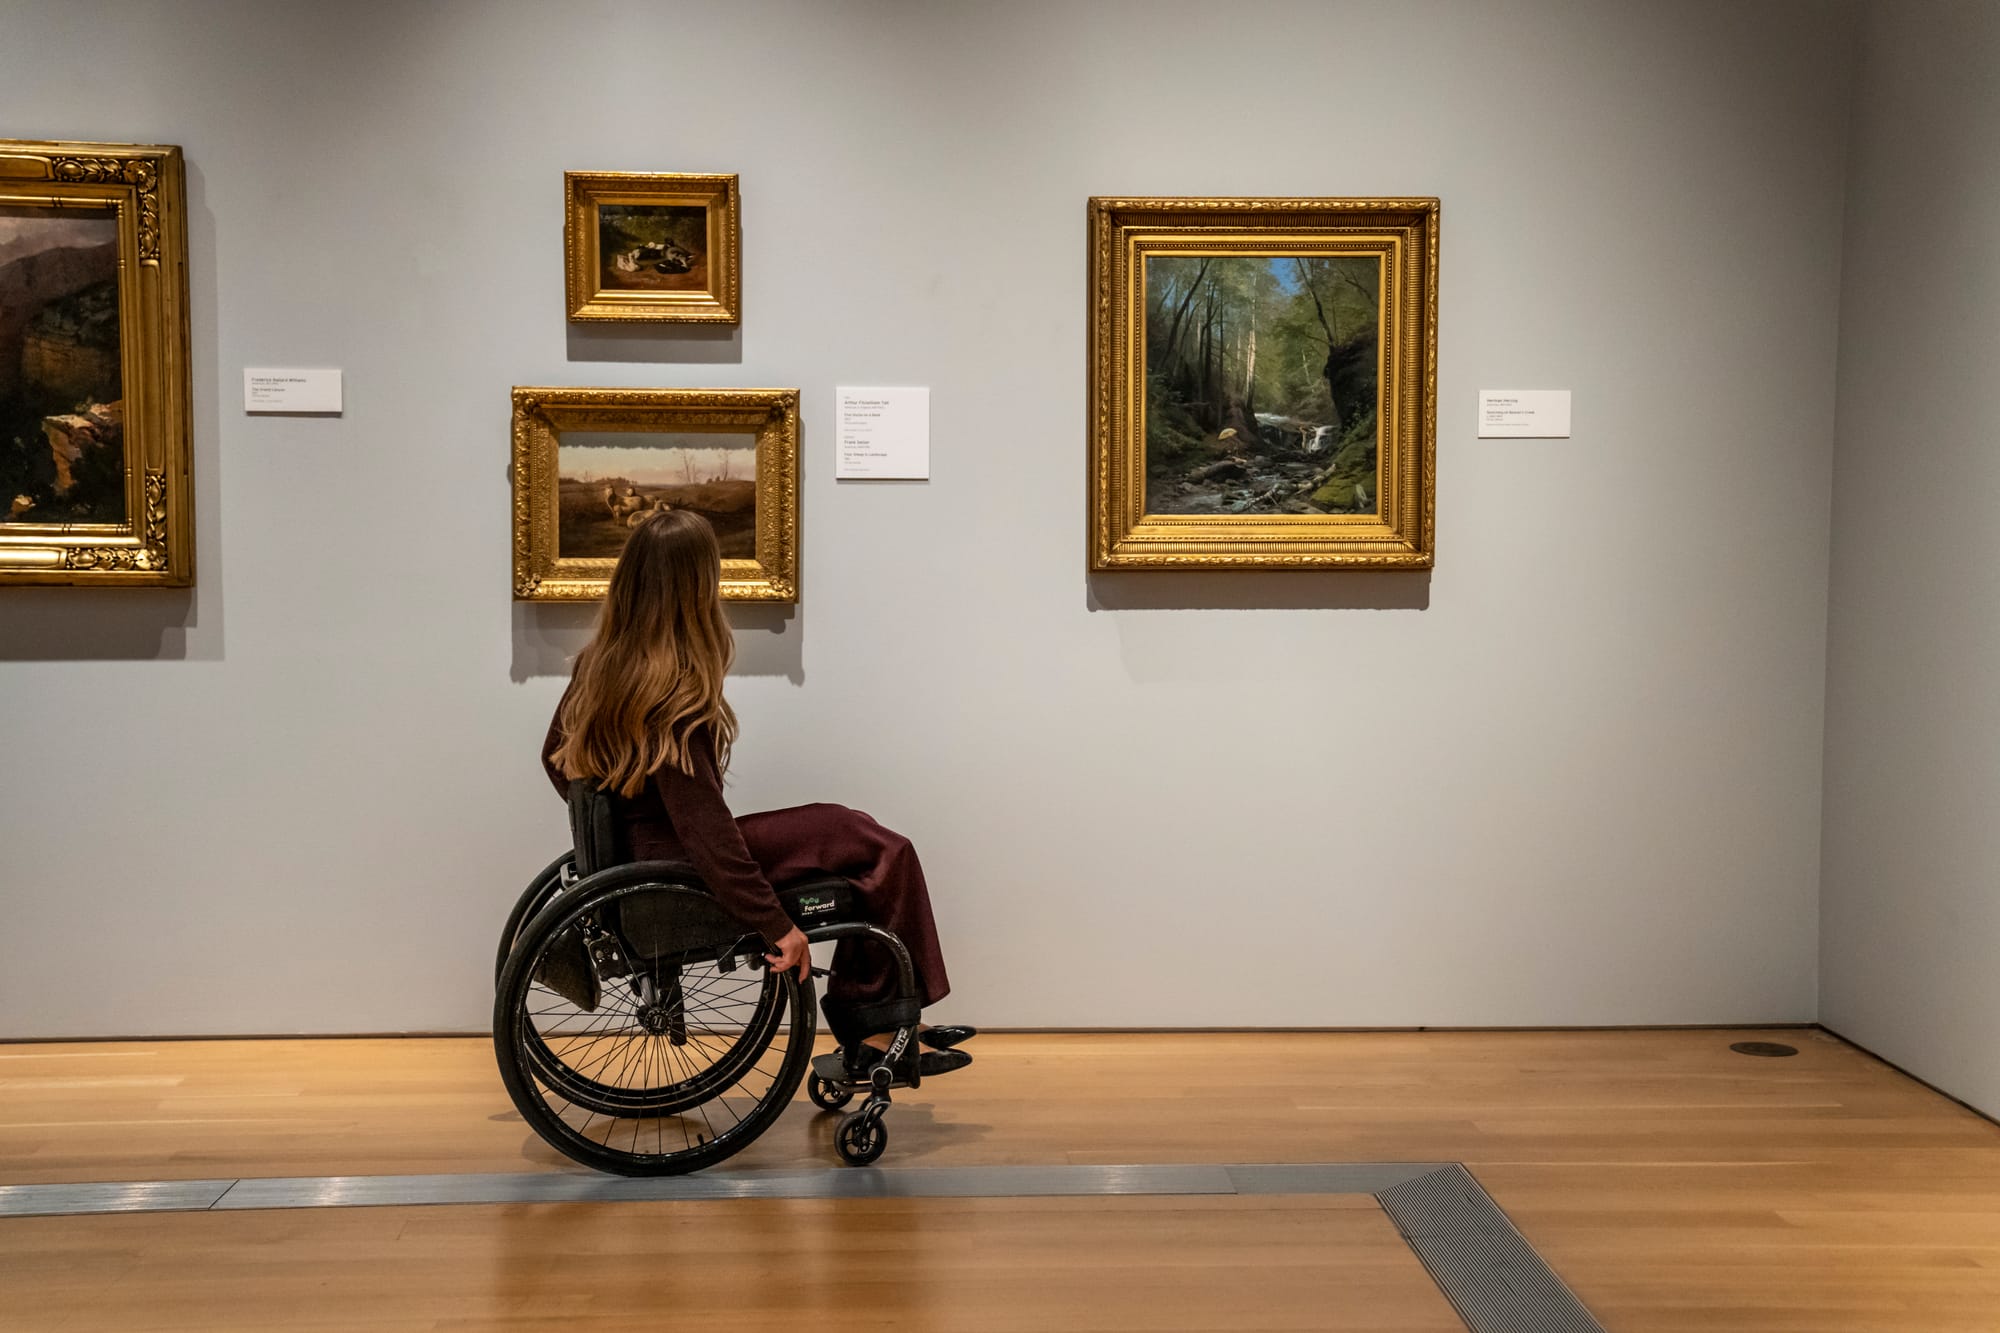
0, 140, 192, 586
512, 387, 798, 603
564, 171, 740, 324
1089, 197, 1438, 571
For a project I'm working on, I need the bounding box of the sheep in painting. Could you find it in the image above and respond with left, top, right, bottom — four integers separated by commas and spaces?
601, 485, 649, 523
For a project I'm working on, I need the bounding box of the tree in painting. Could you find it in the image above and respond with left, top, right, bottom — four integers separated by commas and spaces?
1144, 255, 1379, 515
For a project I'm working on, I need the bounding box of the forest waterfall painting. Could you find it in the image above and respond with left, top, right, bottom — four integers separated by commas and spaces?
1090, 197, 1437, 571
1145, 254, 1380, 517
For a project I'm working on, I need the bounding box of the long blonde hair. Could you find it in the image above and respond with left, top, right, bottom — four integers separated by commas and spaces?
551, 509, 737, 795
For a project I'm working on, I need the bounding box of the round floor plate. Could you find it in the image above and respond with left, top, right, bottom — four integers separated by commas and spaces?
1730, 1040, 1799, 1058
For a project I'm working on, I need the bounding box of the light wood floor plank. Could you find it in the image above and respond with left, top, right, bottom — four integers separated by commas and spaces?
7, 1196, 1459, 1332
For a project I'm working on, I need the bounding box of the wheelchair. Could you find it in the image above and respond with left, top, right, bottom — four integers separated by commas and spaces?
492, 781, 930, 1175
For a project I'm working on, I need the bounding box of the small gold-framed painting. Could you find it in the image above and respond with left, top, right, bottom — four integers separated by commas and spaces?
564, 171, 740, 324
1089, 196, 1438, 570
0, 139, 192, 586
512, 387, 798, 603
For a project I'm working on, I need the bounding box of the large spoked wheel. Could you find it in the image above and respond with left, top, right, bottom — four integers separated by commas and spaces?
495, 876, 815, 1177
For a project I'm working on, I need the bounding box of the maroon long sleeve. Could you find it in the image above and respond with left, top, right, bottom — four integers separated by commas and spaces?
650, 733, 796, 943
541, 706, 570, 798
542, 696, 794, 943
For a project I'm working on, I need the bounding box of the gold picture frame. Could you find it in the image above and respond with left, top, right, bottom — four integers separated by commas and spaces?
0, 139, 192, 586
564, 171, 740, 324
512, 387, 798, 603
1089, 197, 1438, 571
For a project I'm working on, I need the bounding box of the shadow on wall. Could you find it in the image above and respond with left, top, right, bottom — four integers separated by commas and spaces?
0, 588, 202, 660
510, 600, 802, 683
1086, 570, 1431, 612
564, 323, 742, 366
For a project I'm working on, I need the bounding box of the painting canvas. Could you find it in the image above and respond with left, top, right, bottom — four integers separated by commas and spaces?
0, 205, 126, 526
513, 387, 797, 603
1145, 254, 1380, 518
596, 205, 709, 294
1089, 197, 1437, 571
558, 430, 757, 560
566, 172, 739, 324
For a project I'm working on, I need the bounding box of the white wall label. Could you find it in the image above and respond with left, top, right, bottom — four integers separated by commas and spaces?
1477, 389, 1570, 438
836, 386, 929, 479
244, 368, 343, 414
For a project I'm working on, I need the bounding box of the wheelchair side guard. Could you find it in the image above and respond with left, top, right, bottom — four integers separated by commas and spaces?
531, 923, 600, 1012
614, 885, 746, 962
521, 863, 749, 1012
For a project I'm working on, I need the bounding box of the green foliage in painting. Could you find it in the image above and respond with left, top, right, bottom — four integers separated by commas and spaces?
1143, 255, 1380, 517
599, 205, 705, 257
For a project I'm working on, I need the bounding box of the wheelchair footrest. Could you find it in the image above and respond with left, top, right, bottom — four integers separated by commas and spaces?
812, 1050, 914, 1093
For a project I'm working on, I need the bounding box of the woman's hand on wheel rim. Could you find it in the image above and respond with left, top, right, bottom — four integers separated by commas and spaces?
765, 927, 811, 981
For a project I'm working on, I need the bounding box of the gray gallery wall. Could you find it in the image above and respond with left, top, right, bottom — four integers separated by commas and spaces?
1820, 0, 2000, 1116
0, 0, 1855, 1035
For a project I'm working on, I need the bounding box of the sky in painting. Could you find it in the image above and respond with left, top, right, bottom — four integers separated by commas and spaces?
0, 208, 116, 266
559, 431, 756, 486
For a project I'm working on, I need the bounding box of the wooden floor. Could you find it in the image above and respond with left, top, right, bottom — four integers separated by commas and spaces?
1, 1029, 1997, 1330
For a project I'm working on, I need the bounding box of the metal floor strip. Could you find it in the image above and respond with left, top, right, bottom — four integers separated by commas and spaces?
0, 1162, 1605, 1331
211, 1162, 1245, 1210
0, 1162, 1435, 1215
0, 1178, 235, 1218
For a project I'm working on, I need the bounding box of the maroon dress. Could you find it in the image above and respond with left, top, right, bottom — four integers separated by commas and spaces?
542, 704, 950, 1010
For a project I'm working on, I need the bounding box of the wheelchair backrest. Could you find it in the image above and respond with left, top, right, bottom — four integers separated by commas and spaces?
566, 779, 629, 877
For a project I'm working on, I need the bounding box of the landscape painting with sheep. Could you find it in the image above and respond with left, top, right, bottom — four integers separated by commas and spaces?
0, 204, 126, 527
557, 430, 757, 560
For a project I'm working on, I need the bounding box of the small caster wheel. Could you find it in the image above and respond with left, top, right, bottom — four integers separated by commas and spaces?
835, 1111, 888, 1165
807, 1073, 853, 1111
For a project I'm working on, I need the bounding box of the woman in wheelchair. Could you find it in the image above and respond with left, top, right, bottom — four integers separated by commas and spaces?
540, 509, 975, 1081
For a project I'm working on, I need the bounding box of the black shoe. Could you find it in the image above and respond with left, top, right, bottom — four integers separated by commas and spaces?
920, 1025, 978, 1050
916, 1048, 972, 1077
